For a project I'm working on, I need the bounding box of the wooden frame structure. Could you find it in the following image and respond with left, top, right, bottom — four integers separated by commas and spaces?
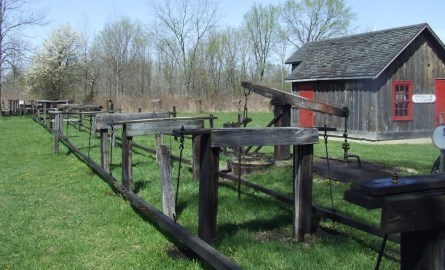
175, 127, 319, 243
95, 112, 170, 173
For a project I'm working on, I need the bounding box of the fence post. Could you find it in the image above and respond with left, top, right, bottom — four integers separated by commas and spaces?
100, 129, 110, 173
159, 145, 175, 219
122, 124, 133, 191
53, 112, 60, 154
293, 144, 313, 242
198, 133, 219, 244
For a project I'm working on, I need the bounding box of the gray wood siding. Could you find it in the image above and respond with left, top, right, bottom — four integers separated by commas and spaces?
375, 32, 445, 139
291, 31, 445, 140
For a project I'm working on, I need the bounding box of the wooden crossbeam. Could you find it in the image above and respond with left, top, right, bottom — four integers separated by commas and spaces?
126, 118, 205, 136
95, 112, 170, 130
241, 81, 348, 117
210, 127, 319, 147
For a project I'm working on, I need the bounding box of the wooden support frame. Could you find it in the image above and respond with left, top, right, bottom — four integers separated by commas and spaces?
177, 127, 319, 244
119, 118, 205, 193
95, 112, 171, 173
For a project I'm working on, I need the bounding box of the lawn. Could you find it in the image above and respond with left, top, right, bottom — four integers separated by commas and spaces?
0, 113, 438, 269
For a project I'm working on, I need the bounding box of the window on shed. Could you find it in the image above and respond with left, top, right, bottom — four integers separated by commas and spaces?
392, 81, 413, 121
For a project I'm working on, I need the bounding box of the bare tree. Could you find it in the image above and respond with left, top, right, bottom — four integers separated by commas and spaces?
94, 16, 148, 98
152, 0, 220, 98
281, 0, 356, 48
243, 3, 280, 82
0, 0, 46, 114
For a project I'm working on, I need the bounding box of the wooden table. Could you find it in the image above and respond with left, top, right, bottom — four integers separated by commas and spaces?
344, 173, 445, 269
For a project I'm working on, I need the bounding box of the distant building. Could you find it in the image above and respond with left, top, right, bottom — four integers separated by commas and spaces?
285, 23, 445, 140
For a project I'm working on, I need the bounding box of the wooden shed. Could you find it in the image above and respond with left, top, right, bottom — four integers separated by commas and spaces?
285, 23, 445, 141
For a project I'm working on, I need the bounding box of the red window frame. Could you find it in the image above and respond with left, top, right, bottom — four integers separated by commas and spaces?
392, 81, 413, 121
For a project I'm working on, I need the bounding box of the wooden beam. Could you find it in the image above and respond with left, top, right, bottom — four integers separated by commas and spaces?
211, 127, 319, 147
95, 112, 170, 130
126, 119, 205, 137
241, 81, 348, 117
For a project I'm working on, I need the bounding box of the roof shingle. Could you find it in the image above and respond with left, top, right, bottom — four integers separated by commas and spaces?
285, 23, 437, 82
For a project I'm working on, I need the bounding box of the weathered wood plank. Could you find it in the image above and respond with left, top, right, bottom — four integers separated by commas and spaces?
241, 81, 348, 117
57, 104, 102, 111
95, 112, 170, 130
293, 144, 313, 242
198, 134, 219, 244
159, 145, 175, 219
381, 189, 445, 233
126, 119, 205, 137
100, 129, 110, 173
122, 125, 133, 191
211, 127, 319, 147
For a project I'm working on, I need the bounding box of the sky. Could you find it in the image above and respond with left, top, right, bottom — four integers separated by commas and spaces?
24, 0, 445, 48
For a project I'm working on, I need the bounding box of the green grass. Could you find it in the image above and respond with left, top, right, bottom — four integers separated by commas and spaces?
1, 113, 438, 269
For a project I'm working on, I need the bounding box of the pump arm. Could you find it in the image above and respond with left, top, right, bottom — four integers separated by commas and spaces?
241, 81, 348, 118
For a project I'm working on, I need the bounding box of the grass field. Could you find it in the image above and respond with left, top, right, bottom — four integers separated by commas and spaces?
0, 113, 438, 269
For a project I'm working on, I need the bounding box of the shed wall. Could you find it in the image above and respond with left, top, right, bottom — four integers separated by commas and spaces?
291, 31, 445, 140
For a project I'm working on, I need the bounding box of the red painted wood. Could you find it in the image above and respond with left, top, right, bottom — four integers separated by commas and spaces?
299, 85, 314, 127
435, 79, 445, 126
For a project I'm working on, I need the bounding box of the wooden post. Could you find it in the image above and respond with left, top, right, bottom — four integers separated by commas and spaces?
78, 112, 82, 131
192, 135, 202, 180
155, 134, 163, 164
54, 113, 60, 154
100, 129, 110, 173
43, 102, 47, 125
122, 124, 133, 191
159, 145, 176, 219
401, 228, 445, 269
198, 133, 219, 244
274, 104, 291, 160
91, 115, 97, 137
293, 144, 313, 242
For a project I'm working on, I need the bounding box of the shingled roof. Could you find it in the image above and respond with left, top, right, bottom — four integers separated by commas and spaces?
285, 23, 445, 82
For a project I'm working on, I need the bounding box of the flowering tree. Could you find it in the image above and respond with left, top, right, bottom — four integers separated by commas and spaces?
26, 24, 85, 100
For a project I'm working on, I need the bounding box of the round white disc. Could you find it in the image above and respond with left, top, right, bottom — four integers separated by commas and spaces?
432, 125, 445, 150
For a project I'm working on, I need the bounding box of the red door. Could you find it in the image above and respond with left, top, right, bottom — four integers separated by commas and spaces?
299, 85, 314, 127
435, 79, 445, 126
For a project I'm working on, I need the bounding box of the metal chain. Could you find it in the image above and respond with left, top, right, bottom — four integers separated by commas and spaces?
242, 87, 252, 127
174, 126, 185, 222
342, 114, 350, 161
323, 125, 335, 213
